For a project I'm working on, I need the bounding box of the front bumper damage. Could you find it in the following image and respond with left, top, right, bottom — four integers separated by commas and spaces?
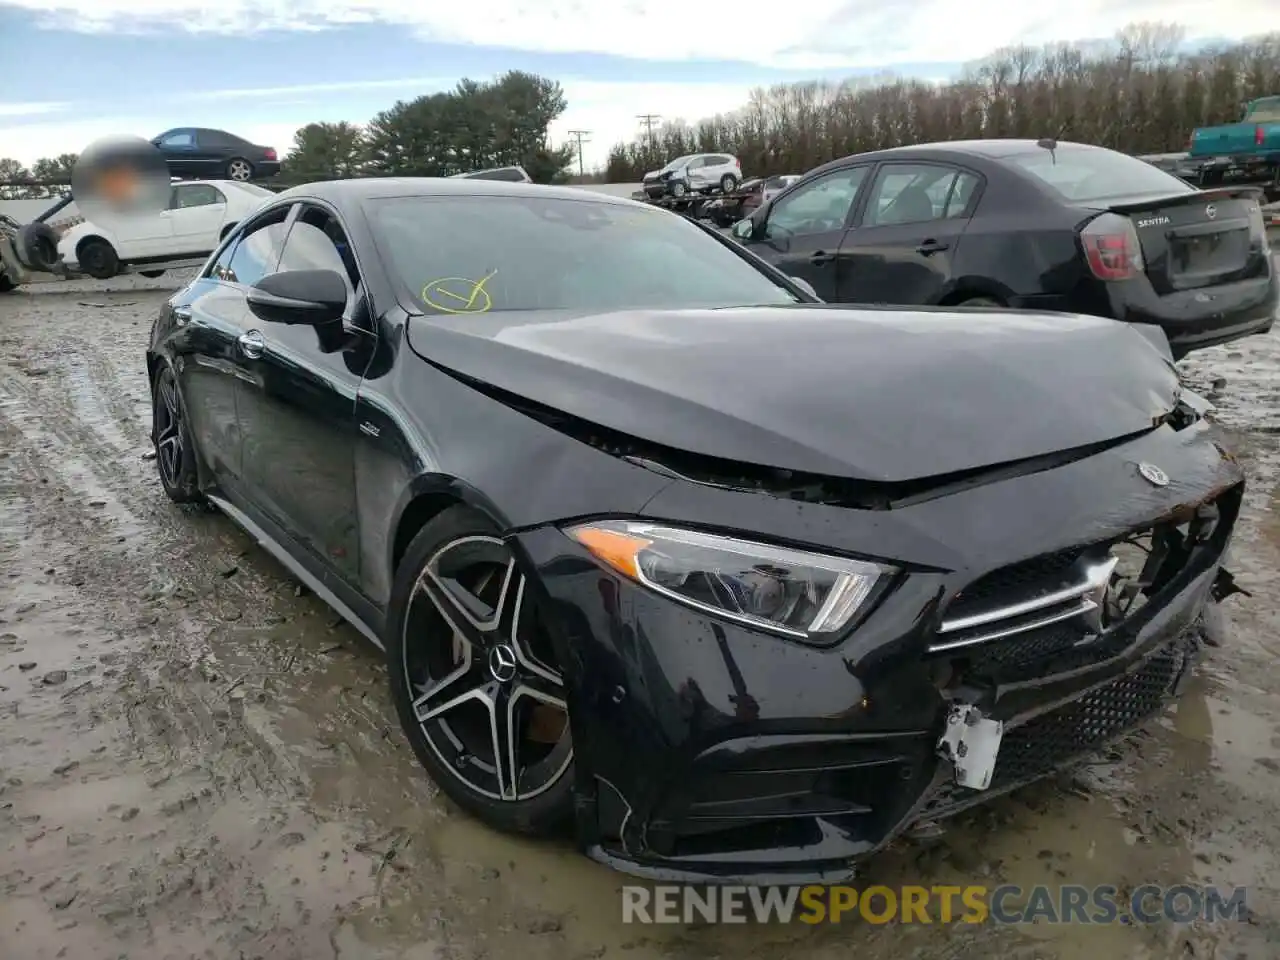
514, 419, 1245, 884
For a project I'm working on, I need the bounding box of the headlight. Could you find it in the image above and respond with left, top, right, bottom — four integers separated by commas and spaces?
566, 520, 889, 639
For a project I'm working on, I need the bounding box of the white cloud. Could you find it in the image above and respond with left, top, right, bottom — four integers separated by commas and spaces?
0, 101, 72, 118
3, 0, 1274, 67
179, 77, 454, 101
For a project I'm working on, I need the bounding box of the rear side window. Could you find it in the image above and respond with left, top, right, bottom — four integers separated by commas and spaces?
1246, 97, 1280, 122
1005, 147, 1195, 203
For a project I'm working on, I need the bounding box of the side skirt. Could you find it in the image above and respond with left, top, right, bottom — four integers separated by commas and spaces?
205, 492, 385, 650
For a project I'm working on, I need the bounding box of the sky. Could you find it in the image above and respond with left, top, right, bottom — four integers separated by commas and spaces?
0, 1, 1271, 174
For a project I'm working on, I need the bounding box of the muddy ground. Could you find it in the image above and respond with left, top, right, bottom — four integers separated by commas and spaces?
1, 271, 1278, 960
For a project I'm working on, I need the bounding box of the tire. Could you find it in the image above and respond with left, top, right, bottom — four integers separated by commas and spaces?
669, 180, 687, 198
0, 272, 15, 293
138, 270, 166, 278
151, 363, 202, 504
15, 222, 59, 271
386, 505, 574, 836
720, 174, 739, 193
955, 296, 1005, 308
225, 158, 254, 182
77, 237, 119, 280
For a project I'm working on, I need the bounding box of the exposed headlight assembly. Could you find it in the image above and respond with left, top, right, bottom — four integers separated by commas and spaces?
567, 520, 890, 640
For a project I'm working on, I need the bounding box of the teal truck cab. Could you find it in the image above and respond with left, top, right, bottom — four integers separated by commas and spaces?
1188, 96, 1280, 191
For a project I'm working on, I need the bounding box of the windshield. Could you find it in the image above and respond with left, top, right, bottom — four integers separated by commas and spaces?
1004, 146, 1196, 203
366, 195, 800, 315
662, 155, 694, 172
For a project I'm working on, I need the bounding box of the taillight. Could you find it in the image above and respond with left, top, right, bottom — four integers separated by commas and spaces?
264, 148, 278, 161
1256, 125, 1266, 147
1080, 214, 1144, 281
734, 157, 741, 168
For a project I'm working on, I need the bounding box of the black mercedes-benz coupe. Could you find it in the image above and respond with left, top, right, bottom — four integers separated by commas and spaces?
147, 178, 1245, 883
732, 140, 1277, 359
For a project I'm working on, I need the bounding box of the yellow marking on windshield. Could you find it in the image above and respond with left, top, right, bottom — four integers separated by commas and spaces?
421, 270, 497, 314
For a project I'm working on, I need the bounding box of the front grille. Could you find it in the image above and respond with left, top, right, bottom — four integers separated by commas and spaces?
917, 638, 1188, 819
945, 547, 1088, 620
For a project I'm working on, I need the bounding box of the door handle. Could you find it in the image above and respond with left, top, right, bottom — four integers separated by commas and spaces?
810, 251, 836, 265
172, 305, 192, 324
916, 239, 950, 255
238, 330, 265, 359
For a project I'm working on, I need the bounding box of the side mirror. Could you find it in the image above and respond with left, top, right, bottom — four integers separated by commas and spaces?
247, 269, 347, 325
789, 276, 818, 299
731, 218, 754, 241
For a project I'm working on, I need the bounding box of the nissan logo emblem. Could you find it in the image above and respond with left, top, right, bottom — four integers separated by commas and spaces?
1205, 204, 1217, 220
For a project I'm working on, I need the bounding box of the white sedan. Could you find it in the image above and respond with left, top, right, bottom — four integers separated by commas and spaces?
58, 179, 275, 280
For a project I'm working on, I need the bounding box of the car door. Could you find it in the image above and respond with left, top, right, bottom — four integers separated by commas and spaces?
168, 183, 229, 255
165, 209, 292, 490
153, 128, 200, 176
235, 202, 370, 585
836, 163, 981, 305
108, 209, 174, 261
683, 156, 708, 190
741, 165, 872, 300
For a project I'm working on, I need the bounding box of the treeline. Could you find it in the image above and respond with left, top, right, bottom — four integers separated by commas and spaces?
0, 70, 576, 200
605, 23, 1280, 180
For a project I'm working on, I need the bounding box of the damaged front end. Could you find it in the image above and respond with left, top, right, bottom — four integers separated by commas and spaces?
506, 384, 1245, 884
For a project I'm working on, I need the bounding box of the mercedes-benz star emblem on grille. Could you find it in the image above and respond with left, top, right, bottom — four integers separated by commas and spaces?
1205, 204, 1217, 220
1138, 462, 1170, 487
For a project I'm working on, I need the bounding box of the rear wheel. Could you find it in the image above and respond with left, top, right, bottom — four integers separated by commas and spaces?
226, 158, 254, 181
720, 173, 739, 193
386, 506, 574, 835
77, 238, 119, 280
955, 296, 1005, 308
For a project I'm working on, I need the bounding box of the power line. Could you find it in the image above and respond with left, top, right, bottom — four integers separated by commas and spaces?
566, 129, 591, 176
636, 114, 662, 152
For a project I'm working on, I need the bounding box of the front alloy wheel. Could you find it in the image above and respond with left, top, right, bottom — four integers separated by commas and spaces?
151, 364, 201, 503
388, 507, 574, 834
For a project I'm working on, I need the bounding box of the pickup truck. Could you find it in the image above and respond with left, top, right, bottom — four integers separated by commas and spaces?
1188, 95, 1280, 188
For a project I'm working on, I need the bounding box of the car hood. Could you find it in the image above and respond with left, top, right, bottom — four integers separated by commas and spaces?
404, 306, 1180, 484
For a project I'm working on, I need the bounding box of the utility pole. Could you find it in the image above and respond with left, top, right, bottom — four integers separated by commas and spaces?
636, 114, 661, 156
566, 130, 591, 176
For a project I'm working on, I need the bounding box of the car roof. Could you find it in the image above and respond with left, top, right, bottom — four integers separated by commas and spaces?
272, 178, 644, 209
807, 138, 1114, 174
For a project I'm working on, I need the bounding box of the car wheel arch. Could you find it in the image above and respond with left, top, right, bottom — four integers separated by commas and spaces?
388, 475, 513, 577
75, 233, 116, 259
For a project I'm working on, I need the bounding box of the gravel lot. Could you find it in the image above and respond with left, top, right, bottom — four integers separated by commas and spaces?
2, 269, 1280, 960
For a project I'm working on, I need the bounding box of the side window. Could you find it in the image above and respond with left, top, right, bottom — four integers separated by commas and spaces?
278, 207, 362, 298
207, 206, 292, 284
160, 131, 193, 147
945, 172, 981, 218
766, 166, 869, 238
865, 164, 959, 227
171, 184, 225, 209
